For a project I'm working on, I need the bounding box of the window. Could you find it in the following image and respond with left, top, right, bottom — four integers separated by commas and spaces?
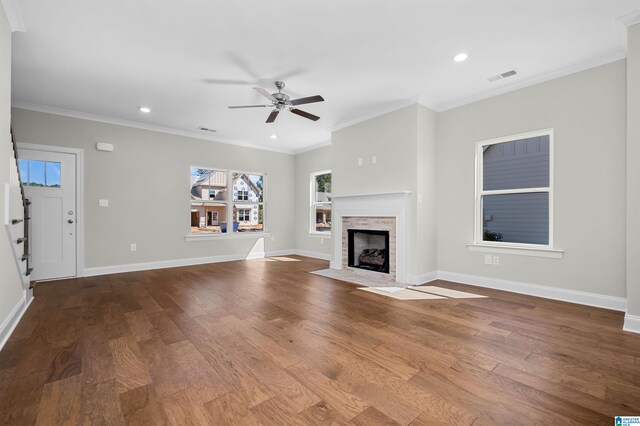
190, 168, 228, 234
190, 168, 265, 235
475, 130, 552, 247
18, 160, 61, 188
233, 173, 264, 232
237, 209, 251, 222
310, 170, 331, 234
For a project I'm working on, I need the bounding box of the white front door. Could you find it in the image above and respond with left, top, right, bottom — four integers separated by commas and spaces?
17, 148, 77, 281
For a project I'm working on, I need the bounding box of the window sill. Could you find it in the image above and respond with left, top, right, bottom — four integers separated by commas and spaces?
309, 232, 332, 238
466, 243, 564, 258
185, 232, 271, 241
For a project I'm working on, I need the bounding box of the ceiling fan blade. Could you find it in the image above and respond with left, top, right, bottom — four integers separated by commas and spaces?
228, 104, 269, 109
202, 78, 253, 85
289, 95, 324, 106
266, 110, 279, 123
253, 87, 275, 101
290, 108, 320, 121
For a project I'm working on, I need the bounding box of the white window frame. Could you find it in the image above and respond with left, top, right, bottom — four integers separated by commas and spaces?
474, 129, 554, 250
188, 167, 266, 238
310, 170, 332, 235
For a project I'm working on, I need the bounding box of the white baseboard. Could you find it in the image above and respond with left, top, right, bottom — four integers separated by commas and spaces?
83, 249, 332, 277
0, 292, 33, 351
83, 253, 255, 277
437, 270, 627, 312
264, 249, 295, 257
245, 251, 266, 260
291, 249, 332, 261
266, 249, 331, 261
406, 271, 438, 285
624, 315, 640, 334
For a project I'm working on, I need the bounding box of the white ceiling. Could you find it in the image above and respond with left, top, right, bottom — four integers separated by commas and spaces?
9, 0, 640, 153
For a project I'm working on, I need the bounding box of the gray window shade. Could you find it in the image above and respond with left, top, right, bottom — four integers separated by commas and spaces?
483, 135, 549, 191
482, 193, 549, 245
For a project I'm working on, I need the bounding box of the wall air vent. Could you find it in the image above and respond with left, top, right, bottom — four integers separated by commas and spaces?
487, 69, 517, 83
198, 126, 217, 133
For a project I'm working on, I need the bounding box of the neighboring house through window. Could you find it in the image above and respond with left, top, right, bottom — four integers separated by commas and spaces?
475, 129, 552, 247
310, 170, 331, 234
233, 172, 264, 231
190, 167, 265, 234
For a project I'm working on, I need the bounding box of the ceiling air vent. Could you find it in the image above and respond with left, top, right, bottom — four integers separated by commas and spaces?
198, 126, 216, 133
487, 69, 517, 83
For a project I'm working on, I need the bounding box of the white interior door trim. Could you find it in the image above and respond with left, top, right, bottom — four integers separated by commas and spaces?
17, 142, 85, 278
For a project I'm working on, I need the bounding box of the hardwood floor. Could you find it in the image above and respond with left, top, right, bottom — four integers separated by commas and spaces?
1, 255, 639, 425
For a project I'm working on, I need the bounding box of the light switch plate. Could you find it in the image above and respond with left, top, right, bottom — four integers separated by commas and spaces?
99, 199, 109, 207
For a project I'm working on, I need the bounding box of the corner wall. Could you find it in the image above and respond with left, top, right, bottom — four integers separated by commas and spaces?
626, 23, 640, 331
293, 144, 332, 259
413, 104, 438, 279
436, 60, 627, 301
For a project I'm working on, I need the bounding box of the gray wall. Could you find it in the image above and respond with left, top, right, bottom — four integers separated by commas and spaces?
414, 104, 438, 276
293, 144, 332, 258
0, 7, 26, 337
437, 60, 627, 298
331, 105, 418, 198
11, 109, 295, 270
628, 23, 640, 317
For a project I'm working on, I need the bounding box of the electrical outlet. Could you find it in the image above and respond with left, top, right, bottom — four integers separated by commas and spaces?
130, 243, 137, 252
372, 156, 377, 164
484, 255, 492, 265
99, 199, 109, 207
493, 255, 500, 265
358, 157, 363, 166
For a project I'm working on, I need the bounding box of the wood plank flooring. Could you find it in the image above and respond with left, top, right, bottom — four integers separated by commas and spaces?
1, 255, 639, 425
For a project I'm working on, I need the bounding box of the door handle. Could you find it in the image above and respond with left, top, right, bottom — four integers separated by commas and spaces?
68, 219, 74, 224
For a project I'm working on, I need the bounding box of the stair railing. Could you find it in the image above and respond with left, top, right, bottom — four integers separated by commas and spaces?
10, 129, 33, 285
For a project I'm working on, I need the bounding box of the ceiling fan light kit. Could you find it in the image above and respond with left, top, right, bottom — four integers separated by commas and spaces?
228, 81, 324, 123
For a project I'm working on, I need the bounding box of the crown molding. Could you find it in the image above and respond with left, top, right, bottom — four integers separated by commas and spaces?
0, 0, 25, 32
330, 96, 419, 133
293, 139, 331, 155
433, 50, 626, 112
616, 10, 640, 27
11, 101, 298, 155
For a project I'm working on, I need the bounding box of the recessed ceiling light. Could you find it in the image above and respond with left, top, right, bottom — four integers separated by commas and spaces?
138, 106, 151, 113
270, 134, 277, 140
453, 52, 468, 62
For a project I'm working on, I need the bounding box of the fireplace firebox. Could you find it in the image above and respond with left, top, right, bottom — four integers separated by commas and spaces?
347, 229, 390, 273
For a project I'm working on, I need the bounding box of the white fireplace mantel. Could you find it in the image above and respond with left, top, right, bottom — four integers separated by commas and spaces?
331, 191, 411, 284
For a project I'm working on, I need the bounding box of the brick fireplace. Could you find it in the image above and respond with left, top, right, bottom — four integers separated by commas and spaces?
331, 192, 410, 284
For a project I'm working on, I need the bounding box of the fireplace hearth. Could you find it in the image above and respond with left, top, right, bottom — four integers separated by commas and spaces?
348, 229, 390, 274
